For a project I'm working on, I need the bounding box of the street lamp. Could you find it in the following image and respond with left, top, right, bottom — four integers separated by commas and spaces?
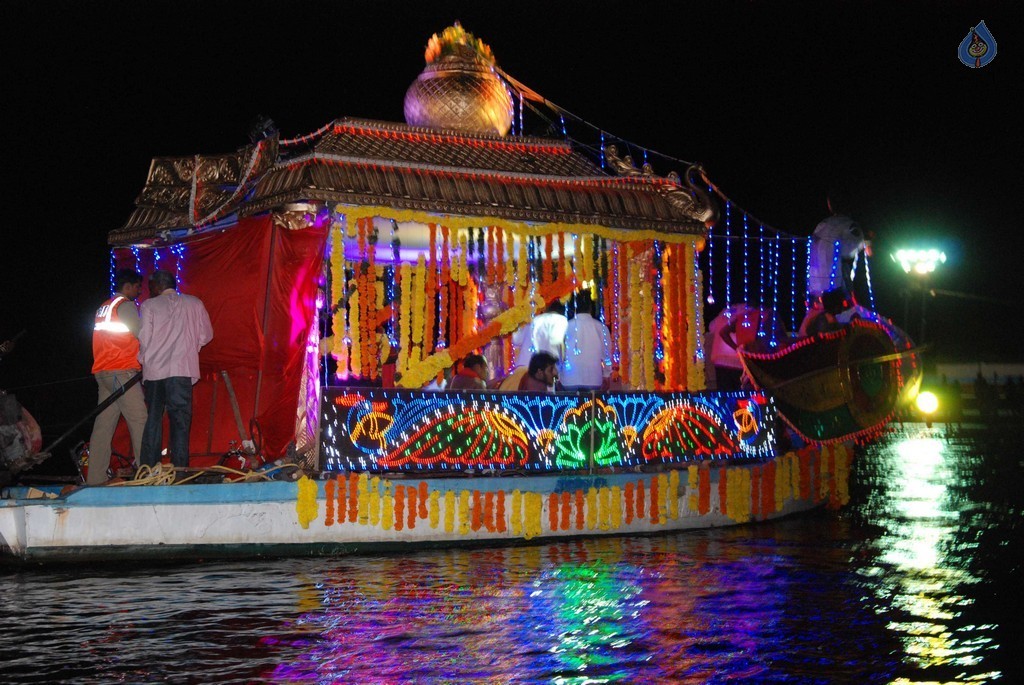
892, 248, 946, 342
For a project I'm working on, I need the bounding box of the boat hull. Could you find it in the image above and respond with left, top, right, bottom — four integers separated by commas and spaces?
1, 443, 851, 563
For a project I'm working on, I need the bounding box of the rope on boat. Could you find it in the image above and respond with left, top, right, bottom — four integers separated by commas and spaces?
106, 462, 303, 486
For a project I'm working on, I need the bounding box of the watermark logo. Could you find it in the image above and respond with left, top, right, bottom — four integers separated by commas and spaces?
958, 21, 997, 68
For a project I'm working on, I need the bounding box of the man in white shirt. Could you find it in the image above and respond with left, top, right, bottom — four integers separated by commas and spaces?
512, 301, 568, 368
807, 192, 867, 299
561, 291, 612, 391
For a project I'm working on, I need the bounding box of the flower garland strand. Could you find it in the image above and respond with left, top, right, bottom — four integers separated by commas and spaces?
677, 244, 690, 389
410, 254, 426, 369
687, 240, 706, 390
516, 232, 528, 306
628, 249, 642, 389
364, 219, 380, 380
424, 224, 437, 357
398, 261, 412, 377
662, 248, 675, 390
329, 223, 351, 379
619, 244, 632, 387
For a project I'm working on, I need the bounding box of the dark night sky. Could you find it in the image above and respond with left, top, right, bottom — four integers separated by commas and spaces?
2, 1, 1022, 430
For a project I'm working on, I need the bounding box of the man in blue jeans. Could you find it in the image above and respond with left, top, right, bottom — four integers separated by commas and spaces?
138, 270, 213, 469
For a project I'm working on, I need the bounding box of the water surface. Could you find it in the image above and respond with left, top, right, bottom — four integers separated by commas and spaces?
2, 425, 1020, 683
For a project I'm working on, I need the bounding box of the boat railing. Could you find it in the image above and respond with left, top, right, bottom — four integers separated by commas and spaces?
320, 386, 779, 476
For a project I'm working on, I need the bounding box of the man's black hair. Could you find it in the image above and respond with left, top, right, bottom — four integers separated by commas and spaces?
528, 351, 559, 377
114, 269, 142, 291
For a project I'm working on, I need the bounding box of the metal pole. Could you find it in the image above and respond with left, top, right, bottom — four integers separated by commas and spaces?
8, 372, 143, 474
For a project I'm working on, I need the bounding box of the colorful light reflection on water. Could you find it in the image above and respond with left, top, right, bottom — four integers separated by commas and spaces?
1, 427, 1020, 683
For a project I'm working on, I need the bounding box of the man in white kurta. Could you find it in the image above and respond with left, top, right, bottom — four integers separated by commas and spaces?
560, 293, 611, 391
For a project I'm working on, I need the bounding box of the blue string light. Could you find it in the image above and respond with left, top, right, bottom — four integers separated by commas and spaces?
693, 242, 704, 361
171, 243, 185, 288
742, 212, 750, 303
724, 201, 732, 305
108, 249, 116, 296
518, 92, 524, 137
559, 114, 567, 138
828, 240, 841, 291
758, 222, 765, 308
600, 131, 606, 168
864, 252, 877, 311
653, 241, 664, 362
770, 238, 780, 347
804, 237, 813, 304
790, 238, 798, 331
706, 187, 715, 305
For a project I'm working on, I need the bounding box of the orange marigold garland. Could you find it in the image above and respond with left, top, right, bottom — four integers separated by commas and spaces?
424, 224, 436, 357
487, 226, 496, 285
496, 226, 505, 284
397, 261, 412, 377
544, 234, 554, 286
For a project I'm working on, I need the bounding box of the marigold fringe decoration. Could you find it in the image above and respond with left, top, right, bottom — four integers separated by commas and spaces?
606, 240, 618, 374
582, 233, 594, 285
397, 261, 412, 376
516, 232, 528, 305
662, 248, 676, 390
505, 228, 516, 286
617, 242, 630, 386
487, 226, 497, 285
628, 251, 642, 389
363, 224, 379, 380
458, 233, 469, 287
543, 234, 554, 286
496, 226, 506, 285
423, 224, 437, 357
684, 241, 706, 390
349, 286, 362, 377
675, 244, 689, 389
295, 476, 318, 529
463, 276, 478, 339
329, 223, 347, 369
410, 255, 426, 368
640, 259, 655, 390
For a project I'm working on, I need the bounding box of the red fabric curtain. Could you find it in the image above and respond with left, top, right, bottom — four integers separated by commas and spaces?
112, 214, 327, 462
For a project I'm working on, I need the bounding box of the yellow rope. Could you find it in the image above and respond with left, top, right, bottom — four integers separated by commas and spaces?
105, 462, 303, 486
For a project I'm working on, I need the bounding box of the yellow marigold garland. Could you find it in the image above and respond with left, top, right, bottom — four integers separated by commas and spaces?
349, 288, 362, 377
397, 262, 412, 376
329, 224, 347, 367
684, 241, 706, 391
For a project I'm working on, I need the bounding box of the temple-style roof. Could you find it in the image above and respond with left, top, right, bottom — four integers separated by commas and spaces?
112, 118, 709, 245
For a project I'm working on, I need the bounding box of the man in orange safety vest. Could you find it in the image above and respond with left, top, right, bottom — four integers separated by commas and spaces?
88, 269, 148, 484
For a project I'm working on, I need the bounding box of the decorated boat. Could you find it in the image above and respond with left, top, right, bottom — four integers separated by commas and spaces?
738, 317, 922, 444
2, 24, 873, 563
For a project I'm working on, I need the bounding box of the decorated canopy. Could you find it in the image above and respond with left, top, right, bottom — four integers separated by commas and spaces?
108, 24, 716, 463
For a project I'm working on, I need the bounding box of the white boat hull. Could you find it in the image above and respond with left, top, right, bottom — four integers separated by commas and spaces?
1, 444, 851, 563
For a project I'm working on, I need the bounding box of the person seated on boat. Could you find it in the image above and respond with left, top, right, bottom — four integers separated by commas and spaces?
806, 192, 868, 300
709, 305, 788, 391
519, 352, 560, 392
448, 354, 490, 391
497, 351, 559, 392
800, 288, 853, 337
